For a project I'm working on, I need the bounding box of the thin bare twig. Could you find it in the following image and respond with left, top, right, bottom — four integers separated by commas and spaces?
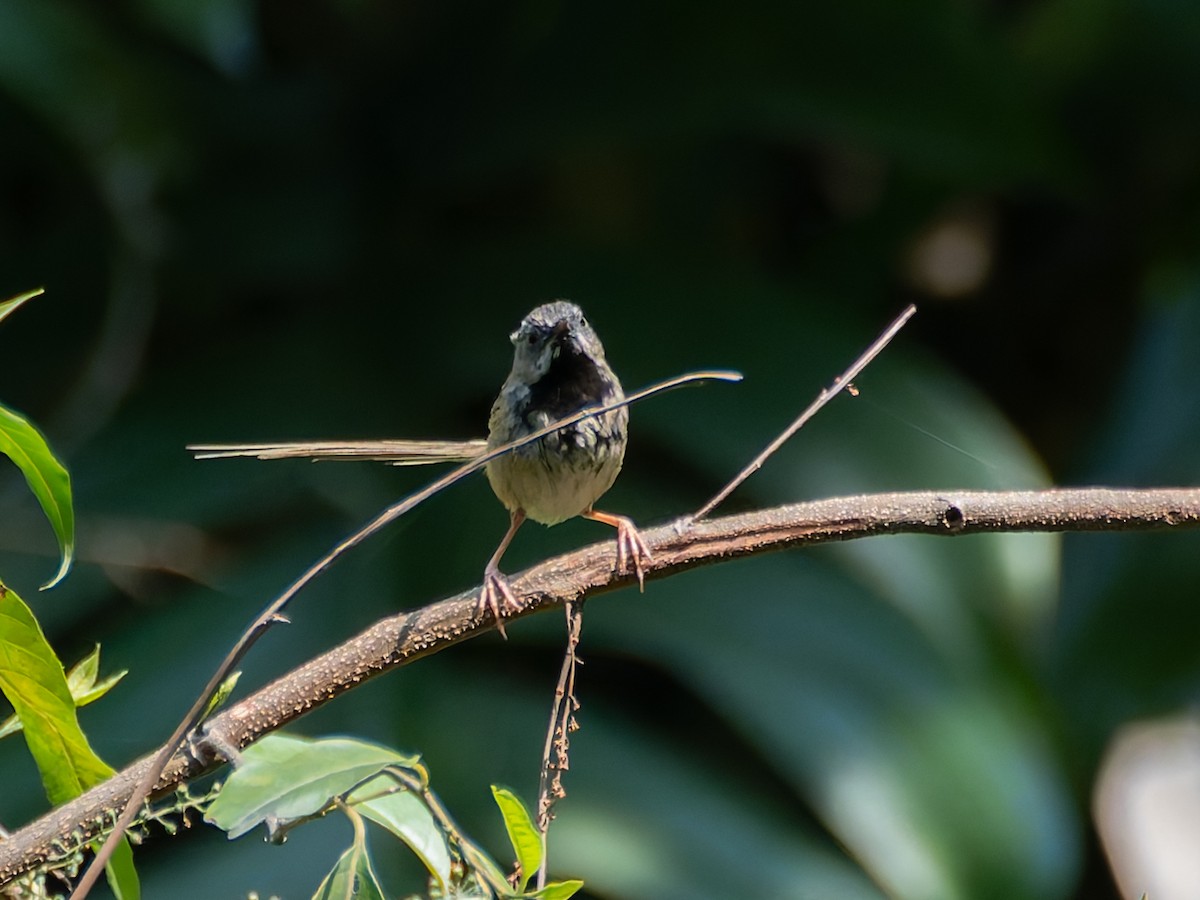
691, 304, 917, 521
4, 487, 1198, 889
535, 600, 585, 891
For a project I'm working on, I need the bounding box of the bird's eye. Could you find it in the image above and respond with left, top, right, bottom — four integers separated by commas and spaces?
580, 316, 587, 327
527, 332, 538, 345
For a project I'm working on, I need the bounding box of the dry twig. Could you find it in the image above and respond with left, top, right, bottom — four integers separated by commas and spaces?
691, 303, 916, 520
535, 600, 585, 891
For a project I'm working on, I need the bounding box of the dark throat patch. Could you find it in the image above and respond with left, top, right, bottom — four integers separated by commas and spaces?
525, 343, 614, 422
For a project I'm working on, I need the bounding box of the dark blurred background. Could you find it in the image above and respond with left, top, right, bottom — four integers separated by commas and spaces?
2, 1, 1200, 897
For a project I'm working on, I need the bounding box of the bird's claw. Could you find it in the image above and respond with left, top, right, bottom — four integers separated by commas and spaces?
479, 568, 519, 639
614, 518, 653, 592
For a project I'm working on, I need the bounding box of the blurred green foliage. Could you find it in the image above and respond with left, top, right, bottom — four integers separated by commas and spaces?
1, 1, 1199, 897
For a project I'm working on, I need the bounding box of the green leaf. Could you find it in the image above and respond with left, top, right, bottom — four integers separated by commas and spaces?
528, 880, 585, 900
66, 645, 127, 708
65, 643, 102, 693
103, 833, 141, 900
0, 581, 113, 803
206, 734, 416, 839
0, 402, 74, 589
351, 775, 452, 891
0, 287, 43, 327
0, 644, 126, 739
200, 670, 241, 721
312, 837, 385, 900
0, 595, 134, 893
492, 785, 542, 893
0, 712, 19, 740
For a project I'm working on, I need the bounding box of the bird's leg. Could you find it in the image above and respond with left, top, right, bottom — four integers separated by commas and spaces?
480, 509, 526, 638
582, 508, 653, 591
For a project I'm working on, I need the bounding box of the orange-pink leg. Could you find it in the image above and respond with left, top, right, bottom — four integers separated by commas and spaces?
479, 509, 526, 638
582, 508, 653, 590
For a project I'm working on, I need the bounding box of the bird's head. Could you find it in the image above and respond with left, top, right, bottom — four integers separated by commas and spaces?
508, 300, 605, 384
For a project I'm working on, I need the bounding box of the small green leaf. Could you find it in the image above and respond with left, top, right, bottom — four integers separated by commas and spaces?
352, 775, 453, 891
0, 403, 74, 589
102, 833, 141, 900
70, 663, 127, 709
206, 734, 416, 839
201, 671, 241, 721
0, 287, 43, 327
528, 880, 585, 900
65, 644, 127, 707
491, 785, 542, 893
0, 581, 113, 803
0, 645, 126, 739
312, 836, 385, 900
65, 643, 102, 692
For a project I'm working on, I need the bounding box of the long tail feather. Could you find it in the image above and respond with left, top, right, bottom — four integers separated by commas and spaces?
187, 439, 488, 465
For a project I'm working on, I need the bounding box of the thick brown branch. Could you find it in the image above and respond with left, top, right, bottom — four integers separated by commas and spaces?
3, 486, 1199, 885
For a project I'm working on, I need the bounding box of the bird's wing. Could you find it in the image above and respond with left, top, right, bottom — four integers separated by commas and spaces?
187, 439, 489, 465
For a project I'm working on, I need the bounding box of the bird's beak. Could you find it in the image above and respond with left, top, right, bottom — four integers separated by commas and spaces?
550, 318, 573, 355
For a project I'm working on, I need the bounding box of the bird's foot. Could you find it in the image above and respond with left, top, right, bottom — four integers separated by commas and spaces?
585, 509, 653, 591
478, 566, 520, 639
615, 518, 653, 591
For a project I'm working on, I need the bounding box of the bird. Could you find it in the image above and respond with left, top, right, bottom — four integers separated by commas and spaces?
191, 301, 650, 635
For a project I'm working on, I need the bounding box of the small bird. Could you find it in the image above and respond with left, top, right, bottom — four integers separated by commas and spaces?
192, 301, 650, 635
